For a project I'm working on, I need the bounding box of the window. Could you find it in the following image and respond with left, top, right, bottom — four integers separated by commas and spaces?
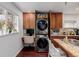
0, 6, 19, 36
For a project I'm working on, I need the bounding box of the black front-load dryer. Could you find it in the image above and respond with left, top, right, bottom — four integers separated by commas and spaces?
36, 19, 48, 34
35, 35, 49, 52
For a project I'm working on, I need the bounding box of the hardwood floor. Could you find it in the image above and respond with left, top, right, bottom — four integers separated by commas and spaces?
17, 47, 48, 57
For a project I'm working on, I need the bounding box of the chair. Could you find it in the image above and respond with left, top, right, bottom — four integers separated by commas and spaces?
23, 36, 35, 47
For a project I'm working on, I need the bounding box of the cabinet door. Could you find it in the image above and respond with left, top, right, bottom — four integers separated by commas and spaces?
56, 13, 62, 30
23, 13, 35, 29
29, 13, 35, 29
23, 13, 30, 29
50, 13, 56, 29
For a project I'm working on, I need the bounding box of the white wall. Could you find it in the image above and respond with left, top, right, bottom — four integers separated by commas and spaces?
0, 2, 23, 57
63, 14, 79, 28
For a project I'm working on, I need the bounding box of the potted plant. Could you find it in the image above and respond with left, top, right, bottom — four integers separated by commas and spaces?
6, 19, 14, 33
0, 20, 5, 35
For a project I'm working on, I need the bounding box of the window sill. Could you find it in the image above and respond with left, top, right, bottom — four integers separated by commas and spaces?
0, 32, 19, 38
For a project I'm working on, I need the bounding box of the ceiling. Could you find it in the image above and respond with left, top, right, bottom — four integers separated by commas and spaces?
14, 2, 79, 14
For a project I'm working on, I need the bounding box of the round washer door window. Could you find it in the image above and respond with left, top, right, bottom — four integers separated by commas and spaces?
37, 20, 48, 31
37, 37, 48, 49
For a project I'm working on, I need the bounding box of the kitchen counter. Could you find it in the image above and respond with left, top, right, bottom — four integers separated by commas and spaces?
50, 35, 79, 39
52, 39, 79, 57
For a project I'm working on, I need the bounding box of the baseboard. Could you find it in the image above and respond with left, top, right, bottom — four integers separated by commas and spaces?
14, 47, 23, 57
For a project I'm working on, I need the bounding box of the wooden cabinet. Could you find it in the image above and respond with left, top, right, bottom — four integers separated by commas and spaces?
23, 12, 62, 30
23, 13, 35, 29
56, 13, 62, 29
50, 13, 56, 29
50, 12, 62, 30
23, 13, 30, 29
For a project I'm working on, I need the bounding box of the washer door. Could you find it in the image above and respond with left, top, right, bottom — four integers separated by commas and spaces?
37, 20, 48, 31
37, 37, 48, 49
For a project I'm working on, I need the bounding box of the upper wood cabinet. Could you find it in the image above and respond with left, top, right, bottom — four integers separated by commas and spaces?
55, 13, 62, 29
23, 13, 35, 29
50, 12, 62, 30
50, 13, 56, 29
23, 13, 30, 29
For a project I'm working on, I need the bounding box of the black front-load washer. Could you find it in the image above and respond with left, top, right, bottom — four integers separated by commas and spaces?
35, 35, 49, 52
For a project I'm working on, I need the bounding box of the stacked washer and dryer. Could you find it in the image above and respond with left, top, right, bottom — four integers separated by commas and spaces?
35, 11, 50, 52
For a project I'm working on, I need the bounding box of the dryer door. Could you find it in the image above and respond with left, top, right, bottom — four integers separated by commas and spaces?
37, 19, 48, 31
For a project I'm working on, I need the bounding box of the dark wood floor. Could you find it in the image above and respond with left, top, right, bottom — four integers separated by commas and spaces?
17, 47, 48, 57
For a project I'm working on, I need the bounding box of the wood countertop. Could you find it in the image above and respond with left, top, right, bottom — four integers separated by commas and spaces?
52, 39, 79, 57
50, 35, 79, 39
